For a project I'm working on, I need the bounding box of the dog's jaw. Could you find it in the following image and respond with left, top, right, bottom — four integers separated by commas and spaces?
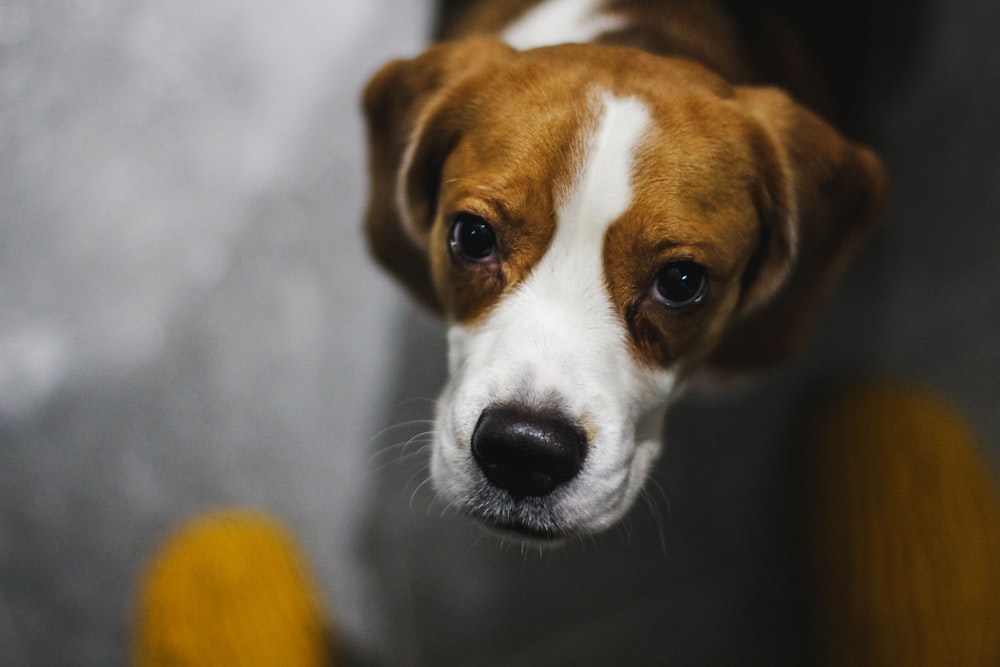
429, 92, 680, 539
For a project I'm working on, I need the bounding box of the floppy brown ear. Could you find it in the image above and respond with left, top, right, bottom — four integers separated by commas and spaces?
708, 87, 888, 370
362, 36, 514, 312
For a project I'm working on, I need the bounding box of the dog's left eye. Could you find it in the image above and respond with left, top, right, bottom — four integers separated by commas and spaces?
653, 261, 708, 307
449, 213, 497, 262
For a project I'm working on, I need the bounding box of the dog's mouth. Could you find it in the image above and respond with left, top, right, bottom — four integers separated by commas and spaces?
448, 462, 645, 542
460, 482, 582, 542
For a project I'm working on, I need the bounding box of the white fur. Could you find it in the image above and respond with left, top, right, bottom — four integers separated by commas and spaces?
501, 0, 628, 51
431, 92, 679, 535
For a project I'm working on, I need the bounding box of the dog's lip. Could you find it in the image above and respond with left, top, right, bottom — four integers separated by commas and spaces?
459, 487, 581, 542
477, 515, 571, 542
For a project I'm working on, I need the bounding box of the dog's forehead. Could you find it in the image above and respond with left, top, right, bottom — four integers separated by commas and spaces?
442, 66, 760, 227
444, 47, 753, 195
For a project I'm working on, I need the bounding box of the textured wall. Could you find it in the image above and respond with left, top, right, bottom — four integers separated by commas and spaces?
0, 1, 429, 663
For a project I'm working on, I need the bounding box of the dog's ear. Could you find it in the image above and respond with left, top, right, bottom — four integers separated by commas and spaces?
708, 87, 888, 370
362, 36, 514, 312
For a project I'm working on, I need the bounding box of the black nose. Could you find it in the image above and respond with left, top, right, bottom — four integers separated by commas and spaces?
471, 404, 588, 500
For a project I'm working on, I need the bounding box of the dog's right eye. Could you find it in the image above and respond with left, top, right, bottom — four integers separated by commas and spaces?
449, 213, 497, 263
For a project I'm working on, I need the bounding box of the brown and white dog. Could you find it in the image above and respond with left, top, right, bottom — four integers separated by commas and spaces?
363, 0, 887, 540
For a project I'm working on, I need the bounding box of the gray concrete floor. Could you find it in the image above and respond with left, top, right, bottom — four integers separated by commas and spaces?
1, 1, 998, 665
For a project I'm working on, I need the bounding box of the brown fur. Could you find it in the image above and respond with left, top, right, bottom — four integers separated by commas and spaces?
807, 384, 1000, 666
363, 16, 885, 369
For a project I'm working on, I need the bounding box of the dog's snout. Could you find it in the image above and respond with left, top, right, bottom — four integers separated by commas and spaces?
471, 404, 587, 500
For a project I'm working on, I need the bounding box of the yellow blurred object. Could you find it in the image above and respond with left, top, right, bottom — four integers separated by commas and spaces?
807, 382, 1000, 666
134, 510, 336, 667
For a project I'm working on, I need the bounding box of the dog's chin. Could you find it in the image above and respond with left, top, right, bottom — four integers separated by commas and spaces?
435, 467, 646, 544
479, 517, 573, 545
460, 485, 582, 544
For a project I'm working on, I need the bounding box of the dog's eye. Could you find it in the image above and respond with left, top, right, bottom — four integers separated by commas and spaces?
653, 261, 707, 307
449, 213, 497, 262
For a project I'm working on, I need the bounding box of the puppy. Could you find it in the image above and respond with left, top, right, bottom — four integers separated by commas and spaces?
362, 0, 886, 540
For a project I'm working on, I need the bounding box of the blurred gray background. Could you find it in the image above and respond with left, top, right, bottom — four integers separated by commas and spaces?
1, 1, 997, 665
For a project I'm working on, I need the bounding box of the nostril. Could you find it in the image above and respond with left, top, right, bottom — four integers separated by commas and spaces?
471, 404, 588, 500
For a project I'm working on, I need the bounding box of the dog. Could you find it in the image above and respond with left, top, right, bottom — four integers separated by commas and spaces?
362, 0, 887, 541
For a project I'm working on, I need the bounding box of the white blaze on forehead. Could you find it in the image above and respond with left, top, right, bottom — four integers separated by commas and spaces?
500, 91, 651, 400
501, 0, 628, 51
563, 91, 650, 239
447, 91, 653, 408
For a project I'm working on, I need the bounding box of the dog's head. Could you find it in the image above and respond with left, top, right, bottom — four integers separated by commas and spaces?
363, 36, 886, 540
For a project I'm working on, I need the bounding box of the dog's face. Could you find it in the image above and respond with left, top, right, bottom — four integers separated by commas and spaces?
363, 37, 886, 540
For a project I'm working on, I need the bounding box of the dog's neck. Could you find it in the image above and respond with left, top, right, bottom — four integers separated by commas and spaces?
435, 0, 829, 117
439, 1, 750, 78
